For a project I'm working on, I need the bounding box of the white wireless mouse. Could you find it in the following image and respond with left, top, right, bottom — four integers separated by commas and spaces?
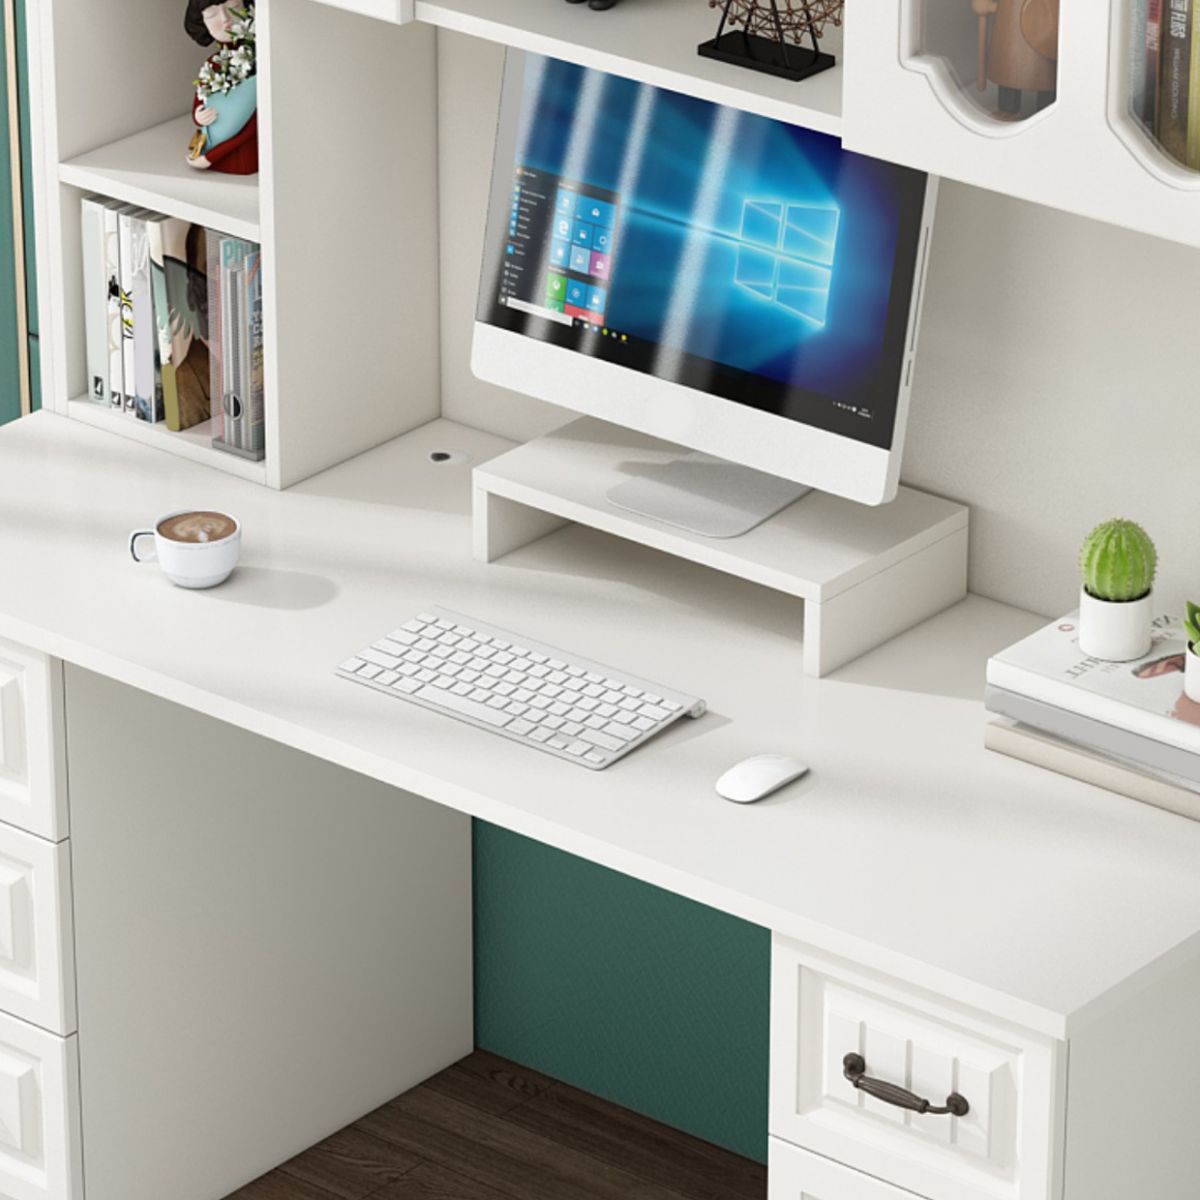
716, 755, 809, 804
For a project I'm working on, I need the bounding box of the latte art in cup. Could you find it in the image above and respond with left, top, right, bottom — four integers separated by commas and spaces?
156, 511, 239, 544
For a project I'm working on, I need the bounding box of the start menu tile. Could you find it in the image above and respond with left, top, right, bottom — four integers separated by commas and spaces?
499, 167, 619, 326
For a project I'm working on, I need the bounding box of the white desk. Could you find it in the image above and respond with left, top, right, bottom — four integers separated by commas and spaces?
2, 410, 1199, 1200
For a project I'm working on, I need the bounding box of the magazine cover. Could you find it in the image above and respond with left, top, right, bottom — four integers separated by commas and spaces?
117, 208, 139, 414
987, 613, 1200, 753
130, 213, 163, 423
102, 205, 124, 409
161, 220, 212, 431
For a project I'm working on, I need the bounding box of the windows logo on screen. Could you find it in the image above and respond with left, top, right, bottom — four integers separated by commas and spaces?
734, 201, 840, 328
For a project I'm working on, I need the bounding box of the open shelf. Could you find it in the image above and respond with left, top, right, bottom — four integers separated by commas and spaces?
415, 0, 844, 136
67, 399, 268, 486
59, 115, 260, 241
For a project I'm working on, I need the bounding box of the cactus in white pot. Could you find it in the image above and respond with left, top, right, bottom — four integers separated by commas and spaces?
1077, 519, 1157, 662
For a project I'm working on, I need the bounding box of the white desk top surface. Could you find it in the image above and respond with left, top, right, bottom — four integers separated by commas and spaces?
5, 410, 1200, 1039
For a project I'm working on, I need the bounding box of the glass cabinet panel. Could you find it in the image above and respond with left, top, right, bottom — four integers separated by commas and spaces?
1123, 0, 1200, 175
908, 0, 1060, 126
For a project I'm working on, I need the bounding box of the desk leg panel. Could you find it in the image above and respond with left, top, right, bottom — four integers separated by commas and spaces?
63, 666, 473, 1200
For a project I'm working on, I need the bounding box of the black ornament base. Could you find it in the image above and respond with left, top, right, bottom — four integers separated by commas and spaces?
697, 31, 836, 83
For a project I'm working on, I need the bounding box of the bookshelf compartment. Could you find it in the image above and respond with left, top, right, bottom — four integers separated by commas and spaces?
1108, 0, 1200, 190
414, 0, 844, 136
901, 0, 1060, 132
59, 117, 261, 242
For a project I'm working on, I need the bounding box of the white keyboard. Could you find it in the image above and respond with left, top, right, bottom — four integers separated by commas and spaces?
337, 607, 706, 769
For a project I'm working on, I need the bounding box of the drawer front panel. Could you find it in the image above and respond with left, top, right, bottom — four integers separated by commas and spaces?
0, 1010, 81, 1200
771, 937, 1063, 1200
769, 1138, 921, 1200
0, 824, 75, 1035
0, 641, 67, 842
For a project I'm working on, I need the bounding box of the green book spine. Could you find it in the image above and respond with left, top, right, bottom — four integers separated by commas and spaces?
1190, 0, 1200, 166
1160, 0, 1193, 163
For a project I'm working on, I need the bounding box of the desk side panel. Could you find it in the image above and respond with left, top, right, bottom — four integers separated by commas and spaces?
1062, 948, 1200, 1199
64, 666, 472, 1200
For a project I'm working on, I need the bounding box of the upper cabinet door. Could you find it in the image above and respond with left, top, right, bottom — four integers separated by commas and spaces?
842, 0, 1200, 248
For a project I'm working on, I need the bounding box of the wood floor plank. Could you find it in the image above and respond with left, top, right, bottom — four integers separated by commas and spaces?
359, 1084, 692, 1200
371, 1162, 519, 1200
502, 1082, 767, 1200
278, 1126, 422, 1199
424, 1050, 558, 1116
224, 1171, 342, 1200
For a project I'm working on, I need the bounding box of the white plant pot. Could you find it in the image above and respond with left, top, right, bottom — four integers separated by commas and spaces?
1077, 588, 1153, 662
1186, 646, 1200, 703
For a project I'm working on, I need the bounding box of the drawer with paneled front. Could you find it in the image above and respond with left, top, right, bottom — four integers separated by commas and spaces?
0, 637, 69, 844
770, 935, 1066, 1200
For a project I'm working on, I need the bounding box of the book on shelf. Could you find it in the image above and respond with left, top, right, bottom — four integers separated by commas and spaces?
152, 219, 212, 432
80, 197, 118, 407
116, 208, 140, 415
102, 204, 125, 410
130, 212, 164, 424
208, 235, 265, 462
1155, 0, 1200, 167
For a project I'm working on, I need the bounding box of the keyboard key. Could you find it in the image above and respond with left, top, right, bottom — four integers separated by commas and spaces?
584, 750, 606, 765
460, 669, 481, 683
399, 663, 420, 677
639, 704, 671, 722
512, 657, 532, 672
417, 612, 437, 623
549, 702, 570, 716
566, 666, 586, 677
633, 716, 655, 732
451, 682, 473, 697
485, 664, 506, 678
377, 670, 400, 686
451, 651, 471, 665
566, 741, 590, 756
619, 697, 641, 711
528, 652, 548, 663
402, 620, 426, 632
613, 710, 637, 724
530, 727, 553, 743
459, 639, 479, 653
547, 737, 569, 750
494, 652, 514, 666
578, 698, 600, 712
493, 640, 511, 650
358, 664, 383, 680
493, 683, 516, 697
392, 677, 421, 694
596, 703, 618, 718
510, 719, 536, 736
561, 721, 584, 736
548, 659, 566, 670
561, 690, 583, 706
542, 685, 563, 699
375, 637, 408, 654
548, 670, 568, 685
440, 663, 462, 677
434, 618, 453, 629
543, 716, 565, 730
643, 693, 663, 705
361, 648, 401, 669
339, 657, 365, 673
440, 633, 462, 646
529, 665, 551, 679
416, 669, 438, 683
416, 684, 514, 727
471, 688, 491, 703
416, 638, 436, 651
604, 722, 637, 742
513, 688, 535, 703
504, 670, 525, 685
584, 672, 603, 684
486, 695, 509, 709
506, 702, 529, 716
622, 686, 643, 698
582, 729, 623, 752
530, 696, 553, 710
431, 645, 454, 659
585, 715, 607, 730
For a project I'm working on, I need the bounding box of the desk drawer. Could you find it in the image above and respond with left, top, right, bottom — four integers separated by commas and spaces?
771, 936, 1064, 1200
0, 640, 67, 842
0, 1009, 81, 1200
0, 824, 75, 1035
769, 1138, 922, 1200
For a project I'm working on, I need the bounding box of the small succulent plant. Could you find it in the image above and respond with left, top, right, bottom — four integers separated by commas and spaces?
1184, 602, 1200, 650
1080, 519, 1157, 603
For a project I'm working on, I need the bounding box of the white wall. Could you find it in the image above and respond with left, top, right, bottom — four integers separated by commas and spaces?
437, 30, 1200, 621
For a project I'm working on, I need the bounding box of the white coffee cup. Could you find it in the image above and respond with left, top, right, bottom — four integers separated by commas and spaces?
129, 510, 242, 589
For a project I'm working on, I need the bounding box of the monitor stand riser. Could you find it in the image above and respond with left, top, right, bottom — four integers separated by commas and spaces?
606, 452, 811, 539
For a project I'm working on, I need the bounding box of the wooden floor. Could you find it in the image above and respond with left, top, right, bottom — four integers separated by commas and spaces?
228, 1050, 767, 1200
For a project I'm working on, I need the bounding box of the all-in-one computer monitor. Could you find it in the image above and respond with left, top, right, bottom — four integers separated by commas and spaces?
474, 52, 938, 535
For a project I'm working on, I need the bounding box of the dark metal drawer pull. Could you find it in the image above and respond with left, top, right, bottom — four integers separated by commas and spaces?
842, 1053, 970, 1117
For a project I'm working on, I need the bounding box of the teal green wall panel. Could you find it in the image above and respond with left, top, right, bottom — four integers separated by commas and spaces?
16, 0, 33, 340
473, 821, 771, 1163
0, 0, 23, 426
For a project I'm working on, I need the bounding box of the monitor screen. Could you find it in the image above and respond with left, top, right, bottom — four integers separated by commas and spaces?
478, 55, 931, 452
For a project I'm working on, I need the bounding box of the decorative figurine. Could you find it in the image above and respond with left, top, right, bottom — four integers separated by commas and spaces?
972, 0, 1059, 119
185, 2, 258, 175
699, 0, 844, 83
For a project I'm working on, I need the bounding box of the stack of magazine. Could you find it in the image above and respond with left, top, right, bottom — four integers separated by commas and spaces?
80, 196, 265, 462
986, 614, 1200, 821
